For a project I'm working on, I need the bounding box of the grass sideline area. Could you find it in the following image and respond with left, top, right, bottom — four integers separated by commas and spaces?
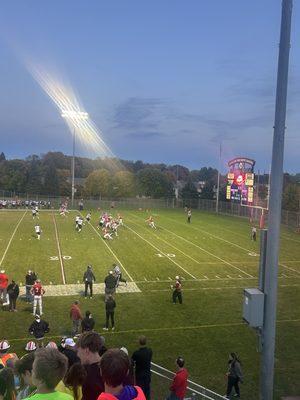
0, 208, 300, 399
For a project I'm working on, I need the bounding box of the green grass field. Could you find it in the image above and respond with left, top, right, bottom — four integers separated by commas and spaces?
0, 208, 299, 399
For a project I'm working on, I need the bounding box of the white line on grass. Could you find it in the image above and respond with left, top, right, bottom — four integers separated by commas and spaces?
52, 212, 66, 285
82, 216, 134, 282
124, 223, 197, 280
0, 210, 27, 266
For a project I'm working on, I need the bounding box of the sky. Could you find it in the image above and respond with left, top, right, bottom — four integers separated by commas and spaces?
0, 1, 299, 173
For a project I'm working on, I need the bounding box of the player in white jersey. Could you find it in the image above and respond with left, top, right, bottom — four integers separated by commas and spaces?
146, 216, 156, 229
32, 208, 37, 219
35, 224, 42, 240
86, 212, 91, 222
102, 227, 113, 240
117, 214, 123, 226
111, 221, 119, 237
75, 215, 80, 230
77, 217, 84, 232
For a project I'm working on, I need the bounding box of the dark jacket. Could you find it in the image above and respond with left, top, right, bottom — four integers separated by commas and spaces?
132, 347, 152, 379
29, 319, 49, 339
25, 272, 37, 286
81, 316, 95, 332
83, 269, 96, 283
228, 360, 243, 381
7, 283, 19, 299
105, 298, 116, 313
105, 274, 117, 289
62, 348, 80, 368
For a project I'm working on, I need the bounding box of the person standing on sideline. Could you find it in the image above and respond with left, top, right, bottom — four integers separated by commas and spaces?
83, 265, 96, 299
251, 226, 257, 241
171, 276, 182, 304
28, 314, 49, 347
167, 357, 188, 400
225, 353, 243, 399
7, 280, 19, 312
187, 209, 192, 223
81, 311, 95, 333
103, 295, 116, 331
31, 279, 45, 316
70, 301, 83, 337
0, 269, 9, 306
132, 336, 153, 400
104, 271, 117, 300
113, 264, 127, 287
25, 270, 37, 303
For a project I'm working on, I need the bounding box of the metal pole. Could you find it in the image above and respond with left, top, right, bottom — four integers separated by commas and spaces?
260, 2, 293, 399
216, 142, 221, 213
71, 127, 75, 208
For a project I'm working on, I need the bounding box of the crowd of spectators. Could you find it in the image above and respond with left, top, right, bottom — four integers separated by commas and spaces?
0, 333, 188, 400
0, 200, 51, 209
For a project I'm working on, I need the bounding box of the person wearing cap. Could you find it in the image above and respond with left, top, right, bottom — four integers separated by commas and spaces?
25, 341, 37, 353
46, 342, 58, 349
61, 338, 80, 368
167, 357, 188, 400
98, 348, 146, 400
31, 279, 45, 316
132, 336, 152, 400
25, 270, 37, 303
83, 265, 96, 299
0, 340, 17, 369
70, 301, 83, 337
7, 280, 19, 312
0, 269, 9, 305
104, 271, 117, 301
171, 276, 182, 304
28, 315, 49, 348
112, 264, 127, 287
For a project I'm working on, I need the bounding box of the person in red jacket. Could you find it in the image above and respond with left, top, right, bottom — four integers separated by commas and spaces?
0, 270, 9, 305
98, 348, 146, 400
70, 300, 83, 337
167, 357, 188, 400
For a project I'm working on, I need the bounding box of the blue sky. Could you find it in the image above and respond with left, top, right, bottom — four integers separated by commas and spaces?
0, 1, 299, 173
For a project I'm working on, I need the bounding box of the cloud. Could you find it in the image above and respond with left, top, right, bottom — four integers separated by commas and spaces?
113, 97, 165, 130
125, 131, 166, 140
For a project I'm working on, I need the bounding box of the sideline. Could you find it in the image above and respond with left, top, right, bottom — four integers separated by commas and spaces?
0, 210, 27, 266
52, 212, 66, 284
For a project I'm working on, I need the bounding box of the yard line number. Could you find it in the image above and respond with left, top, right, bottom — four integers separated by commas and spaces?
50, 255, 72, 261
156, 253, 176, 258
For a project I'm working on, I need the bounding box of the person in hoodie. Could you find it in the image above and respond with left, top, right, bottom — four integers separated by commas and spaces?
7, 280, 19, 312
83, 265, 96, 299
28, 315, 49, 347
166, 357, 188, 400
98, 348, 146, 400
0, 269, 9, 306
81, 311, 95, 332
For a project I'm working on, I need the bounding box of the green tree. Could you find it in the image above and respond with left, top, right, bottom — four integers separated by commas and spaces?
113, 171, 136, 198
282, 184, 300, 212
180, 180, 199, 199
137, 168, 174, 198
85, 169, 111, 197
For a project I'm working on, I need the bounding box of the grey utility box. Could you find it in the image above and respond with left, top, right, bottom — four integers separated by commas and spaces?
243, 288, 264, 328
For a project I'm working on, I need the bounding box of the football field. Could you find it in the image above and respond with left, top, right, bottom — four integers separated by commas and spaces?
0, 208, 300, 399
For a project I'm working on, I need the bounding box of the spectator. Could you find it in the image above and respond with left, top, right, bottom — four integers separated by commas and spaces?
28, 315, 49, 347
7, 280, 19, 312
70, 301, 82, 337
0, 270, 9, 306
0, 367, 16, 400
24, 342, 37, 354
81, 311, 95, 333
31, 280, 45, 316
83, 266, 96, 299
76, 331, 104, 400
26, 347, 72, 399
167, 357, 188, 400
46, 342, 58, 350
103, 295, 116, 331
104, 271, 117, 301
98, 348, 146, 400
56, 362, 87, 400
60, 338, 80, 368
225, 353, 243, 399
0, 341, 17, 369
15, 352, 35, 400
132, 336, 152, 400
25, 271, 37, 303
120, 348, 134, 386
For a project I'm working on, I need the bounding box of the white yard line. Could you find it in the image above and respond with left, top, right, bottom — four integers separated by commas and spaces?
124, 223, 198, 280
0, 210, 27, 266
82, 215, 134, 282
52, 212, 66, 284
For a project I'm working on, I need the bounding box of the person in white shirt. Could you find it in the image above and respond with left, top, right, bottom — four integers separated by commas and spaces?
35, 224, 42, 240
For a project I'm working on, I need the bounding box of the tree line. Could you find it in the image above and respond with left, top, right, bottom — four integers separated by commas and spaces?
0, 151, 299, 211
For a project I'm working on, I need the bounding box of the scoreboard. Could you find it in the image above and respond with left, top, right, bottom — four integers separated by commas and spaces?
226, 158, 255, 204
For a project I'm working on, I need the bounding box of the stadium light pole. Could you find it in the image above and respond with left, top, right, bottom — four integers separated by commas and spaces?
216, 142, 222, 213
260, 1, 293, 399
61, 111, 89, 207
